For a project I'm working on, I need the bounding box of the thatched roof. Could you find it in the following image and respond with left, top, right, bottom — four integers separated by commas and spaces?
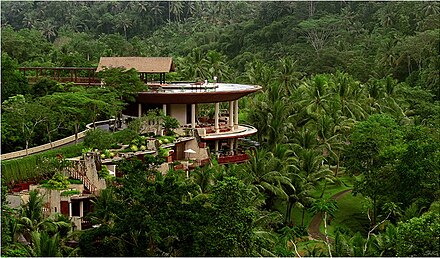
96, 57, 175, 73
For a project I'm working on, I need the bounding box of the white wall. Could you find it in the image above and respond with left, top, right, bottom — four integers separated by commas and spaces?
170, 104, 187, 125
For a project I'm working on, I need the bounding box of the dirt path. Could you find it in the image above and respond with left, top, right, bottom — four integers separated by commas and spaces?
308, 189, 353, 241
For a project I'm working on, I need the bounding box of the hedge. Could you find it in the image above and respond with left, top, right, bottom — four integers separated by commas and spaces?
1, 143, 84, 186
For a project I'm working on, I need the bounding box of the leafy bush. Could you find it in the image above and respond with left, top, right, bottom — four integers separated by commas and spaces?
68, 179, 83, 184
84, 129, 113, 150
61, 190, 81, 196
162, 116, 180, 136
112, 129, 138, 145
41, 172, 70, 190
98, 166, 110, 179
39, 179, 49, 184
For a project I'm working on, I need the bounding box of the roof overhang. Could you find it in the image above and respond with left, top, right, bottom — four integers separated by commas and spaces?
136, 84, 262, 104
96, 57, 174, 73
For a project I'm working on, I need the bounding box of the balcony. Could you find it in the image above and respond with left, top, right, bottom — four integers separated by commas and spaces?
218, 152, 249, 164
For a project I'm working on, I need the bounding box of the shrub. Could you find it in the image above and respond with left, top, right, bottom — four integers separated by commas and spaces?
84, 129, 113, 150
98, 166, 110, 179
112, 129, 138, 145
41, 172, 70, 190
68, 179, 83, 184
1, 143, 82, 186
61, 190, 81, 196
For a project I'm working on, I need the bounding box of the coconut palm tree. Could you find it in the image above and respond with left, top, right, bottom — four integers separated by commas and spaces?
277, 58, 303, 93
26, 231, 62, 257
298, 74, 333, 118
239, 149, 294, 204
330, 71, 367, 120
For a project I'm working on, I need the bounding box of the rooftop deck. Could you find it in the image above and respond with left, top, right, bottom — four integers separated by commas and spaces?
137, 83, 262, 104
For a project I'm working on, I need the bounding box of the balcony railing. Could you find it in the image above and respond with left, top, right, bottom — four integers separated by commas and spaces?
218, 153, 249, 164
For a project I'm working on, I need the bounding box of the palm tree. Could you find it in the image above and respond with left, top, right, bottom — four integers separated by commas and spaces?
16, 190, 71, 255
206, 50, 230, 82
331, 71, 367, 120
89, 187, 117, 225
178, 48, 209, 81
191, 166, 215, 194
277, 58, 302, 93
169, 1, 183, 22
26, 231, 62, 257
116, 14, 132, 40
298, 74, 333, 118
239, 149, 294, 204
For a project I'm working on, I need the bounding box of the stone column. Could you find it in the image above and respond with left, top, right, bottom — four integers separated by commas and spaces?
214, 102, 220, 133
215, 140, 219, 153
230, 138, 234, 155
191, 104, 196, 128
162, 104, 167, 116
234, 100, 239, 129
69, 202, 72, 218
79, 201, 84, 218
235, 138, 239, 150
138, 104, 142, 118
229, 101, 234, 131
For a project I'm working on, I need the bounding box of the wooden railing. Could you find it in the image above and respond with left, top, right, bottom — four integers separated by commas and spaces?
68, 161, 97, 195
218, 153, 249, 164
19, 67, 100, 85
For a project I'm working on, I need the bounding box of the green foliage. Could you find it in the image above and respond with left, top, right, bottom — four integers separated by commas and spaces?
1, 52, 29, 102
30, 77, 63, 98
60, 190, 81, 196
98, 67, 146, 102
162, 116, 180, 136
42, 172, 70, 190
81, 158, 259, 256
68, 179, 82, 184
112, 128, 138, 145
84, 128, 113, 150
396, 211, 440, 256
1, 143, 82, 185
97, 166, 111, 181
157, 147, 170, 159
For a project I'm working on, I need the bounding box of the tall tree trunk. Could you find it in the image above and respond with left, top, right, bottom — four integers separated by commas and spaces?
323, 212, 332, 258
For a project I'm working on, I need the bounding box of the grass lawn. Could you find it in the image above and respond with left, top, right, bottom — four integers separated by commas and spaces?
310, 174, 356, 199
318, 193, 370, 238
273, 174, 357, 228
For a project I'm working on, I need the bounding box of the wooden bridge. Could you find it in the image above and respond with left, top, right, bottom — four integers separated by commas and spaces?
18, 67, 101, 86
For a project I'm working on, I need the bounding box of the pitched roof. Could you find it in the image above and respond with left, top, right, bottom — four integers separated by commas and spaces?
96, 57, 174, 73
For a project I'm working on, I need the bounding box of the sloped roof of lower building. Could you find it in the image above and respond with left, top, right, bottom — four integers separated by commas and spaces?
96, 57, 174, 73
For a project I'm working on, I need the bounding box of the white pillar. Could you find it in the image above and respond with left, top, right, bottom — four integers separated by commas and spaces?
229, 101, 234, 130
79, 201, 84, 218
234, 100, 239, 129
214, 102, 220, 133
163, 104, 167, 116
230, 138, 234, 154
191, 104, 196, 128
235, 138, 239, 150
69, 202, 72, 217
215, 140, 219, 154
138, 104, 142, 118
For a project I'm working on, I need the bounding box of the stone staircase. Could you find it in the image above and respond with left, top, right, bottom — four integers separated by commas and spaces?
68, 161, 97, 195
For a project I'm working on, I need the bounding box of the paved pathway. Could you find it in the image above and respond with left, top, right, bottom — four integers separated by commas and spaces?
308, 189, 353, 241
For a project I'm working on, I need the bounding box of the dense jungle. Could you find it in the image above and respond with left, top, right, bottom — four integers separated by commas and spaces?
1, 1, 439, 257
